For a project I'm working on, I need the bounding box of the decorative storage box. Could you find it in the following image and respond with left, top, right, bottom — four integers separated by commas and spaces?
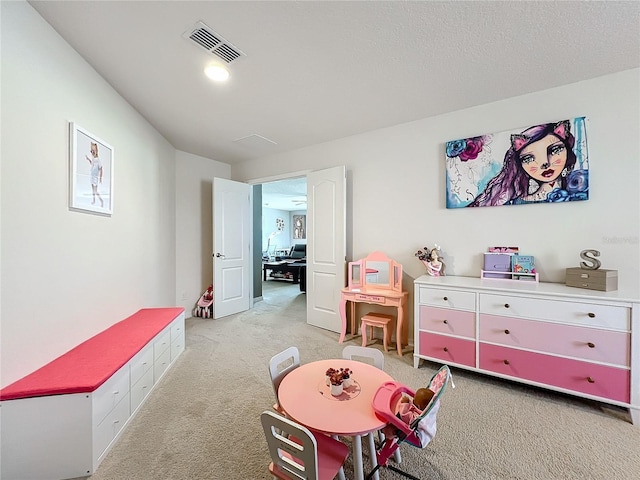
483, 253, 512, 279
566, 268, 618, 292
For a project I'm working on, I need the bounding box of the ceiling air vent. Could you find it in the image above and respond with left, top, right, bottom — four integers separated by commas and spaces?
183, 21, 245, 64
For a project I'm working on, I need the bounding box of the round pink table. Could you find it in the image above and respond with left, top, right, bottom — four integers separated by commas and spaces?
278, 359, 393, 480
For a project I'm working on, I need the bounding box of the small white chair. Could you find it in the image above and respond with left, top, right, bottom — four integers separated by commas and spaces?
342, 345, 385, 370
261, 411, 349, 480
269, 346, 300, 413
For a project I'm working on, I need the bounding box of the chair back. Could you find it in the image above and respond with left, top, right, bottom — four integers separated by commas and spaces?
261, 410, 319, 479
261, 411, 349, 480
269, 347, 301, 406
342, 345, 384, 370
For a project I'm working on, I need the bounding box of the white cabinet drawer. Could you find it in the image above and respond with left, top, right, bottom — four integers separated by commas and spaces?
171, 319, 184, 342
92, 366, 130, 426
171, 335, 184, 361
479, 293, 629, 331
153, 329, 171, 360
154, 348, 171, 382
418, 287, 475, 311
93, 393, 130, 463
129, 344, 153, 385
130, 367, 154, 413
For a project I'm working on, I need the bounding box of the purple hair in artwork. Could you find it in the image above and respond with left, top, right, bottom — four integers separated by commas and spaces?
467, 121, 577, 207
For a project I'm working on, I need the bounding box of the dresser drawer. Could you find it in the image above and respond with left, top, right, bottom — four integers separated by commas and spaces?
420, 306, 475, 339
129, 344, 153, 385
171, 318, 184, 343
130, 367, 154, 413
153, 329, 171, 360
171, 335, 184, 361
92, 365, 130, 426
154, 347, 171, 382
479, 343, 630, 403
93, 392, 130, 462
419, 331, 476, 368
355, 293, 386, 304
419, 287, 475, 311
479, 294, 629, 330
479, 314, 630, 366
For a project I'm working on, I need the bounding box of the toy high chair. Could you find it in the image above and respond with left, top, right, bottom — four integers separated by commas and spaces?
365, 365, 452, 480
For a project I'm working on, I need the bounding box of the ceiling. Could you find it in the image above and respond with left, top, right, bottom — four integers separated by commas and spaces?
261, 177, 307, 212
29, 1, 639, 167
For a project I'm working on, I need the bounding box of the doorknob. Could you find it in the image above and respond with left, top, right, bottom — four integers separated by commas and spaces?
215, 253, 225, 258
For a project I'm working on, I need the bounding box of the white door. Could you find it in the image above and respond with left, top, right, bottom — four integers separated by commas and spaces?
213, 177, 251, 318
306, 166, 346, 332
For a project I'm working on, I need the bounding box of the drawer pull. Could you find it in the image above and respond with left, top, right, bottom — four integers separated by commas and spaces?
443, 347, 449, 352
113, 390, 119, 395
587, 377, 595, 384
443, 320, 448, 324
503, 359, 510, 365
587, 342, 595, 348
504, 303, 510, 308
443, 296, 448, 301
504, 329, 510, 335
587, 312, 596, 318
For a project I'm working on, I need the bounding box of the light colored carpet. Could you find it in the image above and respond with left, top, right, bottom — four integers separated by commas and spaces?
81, 281, 640, 480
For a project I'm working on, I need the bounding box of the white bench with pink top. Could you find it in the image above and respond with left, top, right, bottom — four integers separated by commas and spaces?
0, 307, 185, 480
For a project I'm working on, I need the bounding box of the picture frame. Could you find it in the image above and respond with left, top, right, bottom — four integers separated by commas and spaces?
445, 116, 589, 209
69, 122, 114, 215
293, 214, 306, 239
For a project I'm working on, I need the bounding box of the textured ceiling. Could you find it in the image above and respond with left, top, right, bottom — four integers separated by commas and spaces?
28, 1, 640, 165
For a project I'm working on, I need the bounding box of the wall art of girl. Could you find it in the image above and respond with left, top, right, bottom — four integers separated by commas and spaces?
445, 118, 589, 208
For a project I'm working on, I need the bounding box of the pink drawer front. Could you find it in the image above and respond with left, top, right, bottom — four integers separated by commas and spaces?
479, 343, 630, 403
419, 331, 476, 368
479, 314, 630, 366
420, 306, 475, 339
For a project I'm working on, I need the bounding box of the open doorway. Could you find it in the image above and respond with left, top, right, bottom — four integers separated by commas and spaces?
259, 177, 307, 304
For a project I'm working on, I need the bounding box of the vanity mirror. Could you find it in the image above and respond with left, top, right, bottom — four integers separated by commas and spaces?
347, 251, 402, 292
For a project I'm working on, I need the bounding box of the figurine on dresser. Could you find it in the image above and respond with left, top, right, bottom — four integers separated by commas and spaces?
416, 245, 446, 276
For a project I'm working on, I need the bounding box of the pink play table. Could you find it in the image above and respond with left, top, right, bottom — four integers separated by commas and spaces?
277, 359, 393, 480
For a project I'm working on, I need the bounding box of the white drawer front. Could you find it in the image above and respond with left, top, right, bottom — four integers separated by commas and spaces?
92, 366, 130, 426
154, 348, 171, 382
479, 293, 629, 331
131, 367, 154, 413
130, 344, 153, 385
418, 287, 476, 311
171, 335, 184, 361
153, 329, 171, 360
93, 392, 130, 463
171, 317, 184, 343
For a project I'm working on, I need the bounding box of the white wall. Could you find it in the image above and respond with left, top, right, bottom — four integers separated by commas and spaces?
1, 2, 177, 386
175, 150, 230, 313
234, 69, 640, 300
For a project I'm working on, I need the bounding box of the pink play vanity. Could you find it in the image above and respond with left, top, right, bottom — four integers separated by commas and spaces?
340, 251, 408, 356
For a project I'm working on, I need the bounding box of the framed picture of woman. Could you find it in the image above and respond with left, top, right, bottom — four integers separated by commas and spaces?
445, 117, 589, 208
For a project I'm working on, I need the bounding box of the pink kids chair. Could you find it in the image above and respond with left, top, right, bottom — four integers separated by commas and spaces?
365, 365, 452, 480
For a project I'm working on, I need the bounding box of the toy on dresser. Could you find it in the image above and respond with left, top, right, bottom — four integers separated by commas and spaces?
415, 244, 446, 276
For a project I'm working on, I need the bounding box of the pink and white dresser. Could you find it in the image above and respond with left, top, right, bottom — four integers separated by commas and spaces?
414, 275, 640, 424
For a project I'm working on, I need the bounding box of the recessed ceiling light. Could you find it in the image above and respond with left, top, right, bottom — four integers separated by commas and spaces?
204, 64, 229, 82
